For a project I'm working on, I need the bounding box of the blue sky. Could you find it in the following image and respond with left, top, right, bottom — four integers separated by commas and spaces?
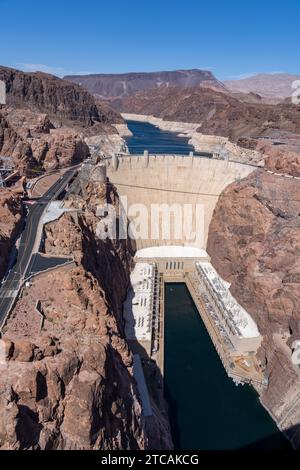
0, 0, 299, 80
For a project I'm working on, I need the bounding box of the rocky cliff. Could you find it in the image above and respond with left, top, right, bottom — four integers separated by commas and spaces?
207, 168, 300, 443
258, 139, 300, 177
0, 182, 24, 279
0, 108, 91, 175
0, 66, 125, 175
0, 66, 123, 127
0, 173, 172, 450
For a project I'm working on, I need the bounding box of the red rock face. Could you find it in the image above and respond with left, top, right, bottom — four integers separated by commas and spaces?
208, 171, 300, 334
207, 170, 300, 440
0, 65, 124, 176
0, 66, 123, 127
0, 185, 24, 278
0, 183, 142, 449
0, 109, 90, 174
258, 140, 300, 177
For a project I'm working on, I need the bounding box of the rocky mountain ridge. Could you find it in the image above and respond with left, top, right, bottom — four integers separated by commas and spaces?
224, 73, 300, 102
64, 69, 225, 98
0, 66, 126, 176
0, 108, 91, 176
112, 85, 300, 146
0, 66, 123, 127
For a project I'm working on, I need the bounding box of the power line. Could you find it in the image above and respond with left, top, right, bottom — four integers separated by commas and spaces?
107, 181, 300, 202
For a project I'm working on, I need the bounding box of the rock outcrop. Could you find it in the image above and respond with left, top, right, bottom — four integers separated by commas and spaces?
0, 184, 24, 279
0, 108, 90, 174
0, 66, 123, 127
258, 140, 300, 177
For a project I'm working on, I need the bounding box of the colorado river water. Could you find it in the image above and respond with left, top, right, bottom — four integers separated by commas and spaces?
164, 283, 290, 450
125, 120, 290, 449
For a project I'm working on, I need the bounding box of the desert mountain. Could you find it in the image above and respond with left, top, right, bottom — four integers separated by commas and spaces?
64, 69, 225, 98
224, 73, 300, 102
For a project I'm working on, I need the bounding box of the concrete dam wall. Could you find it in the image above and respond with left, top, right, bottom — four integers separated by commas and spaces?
105, 154, 255, 249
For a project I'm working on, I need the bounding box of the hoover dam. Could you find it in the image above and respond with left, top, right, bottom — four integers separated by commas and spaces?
115, 120, 290, 449
106, 152, 255, 249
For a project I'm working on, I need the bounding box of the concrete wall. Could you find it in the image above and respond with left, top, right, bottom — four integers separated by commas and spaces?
106, 154, 255, 249
135, 256, 210, 273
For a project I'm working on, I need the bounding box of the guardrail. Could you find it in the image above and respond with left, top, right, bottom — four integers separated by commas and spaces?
103, 151, 264, 170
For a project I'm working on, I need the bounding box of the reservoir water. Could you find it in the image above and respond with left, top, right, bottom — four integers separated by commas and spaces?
164, 283, 290, 450
125, 119, 211, 156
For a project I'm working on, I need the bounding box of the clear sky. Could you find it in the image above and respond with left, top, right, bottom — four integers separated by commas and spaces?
0, 0, 299, 80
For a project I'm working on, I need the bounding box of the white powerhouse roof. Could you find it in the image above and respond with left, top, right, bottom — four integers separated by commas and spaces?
123, 263, 156, 342
197, 262, 260, 339
136, 245, 208, 259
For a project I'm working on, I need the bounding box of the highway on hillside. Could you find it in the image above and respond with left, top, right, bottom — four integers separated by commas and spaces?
0, 168, 77, 329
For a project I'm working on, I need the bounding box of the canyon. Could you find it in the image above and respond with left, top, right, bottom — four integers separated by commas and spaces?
1, 65, 300, 450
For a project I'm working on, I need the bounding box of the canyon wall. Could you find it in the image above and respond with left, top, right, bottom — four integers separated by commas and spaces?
207, 169, 300, 445
0, 109, 91, 175
0, 183, 24, 279
0, 66, 122, 127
